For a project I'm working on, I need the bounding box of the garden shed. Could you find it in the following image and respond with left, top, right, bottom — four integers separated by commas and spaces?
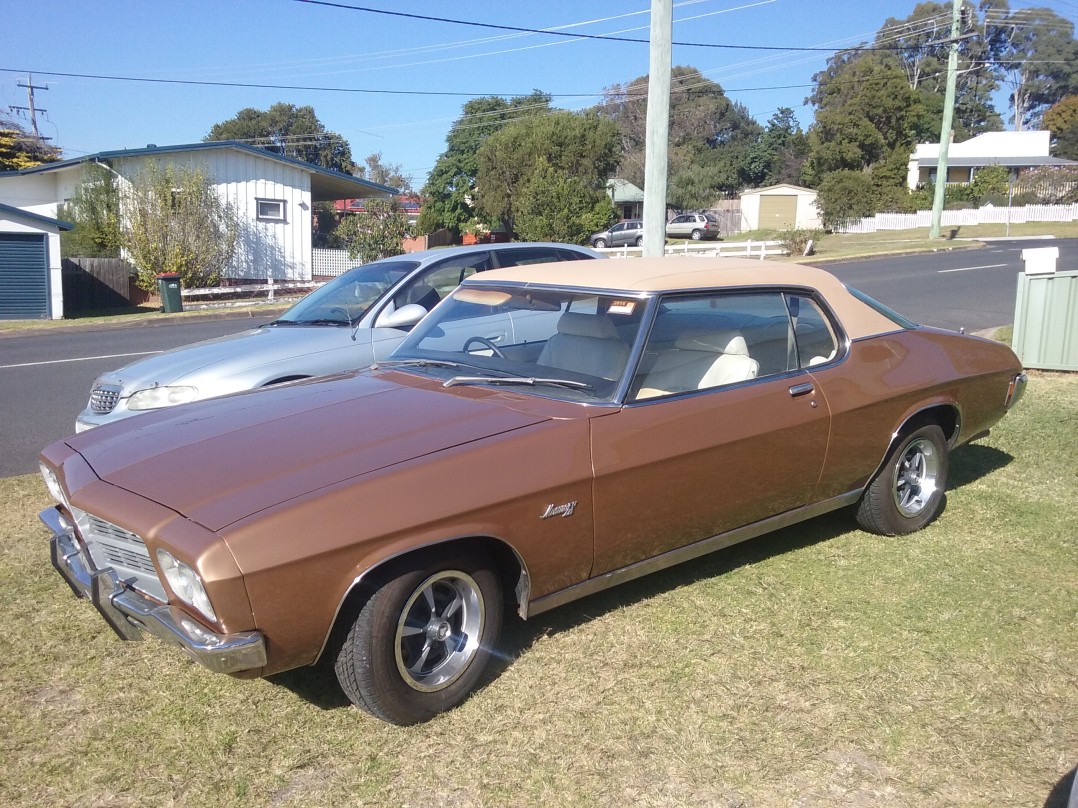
739, 184, 821, 232
0, 202, 71, 319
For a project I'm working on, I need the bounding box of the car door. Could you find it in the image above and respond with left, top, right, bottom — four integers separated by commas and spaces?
589, 290, 834, 575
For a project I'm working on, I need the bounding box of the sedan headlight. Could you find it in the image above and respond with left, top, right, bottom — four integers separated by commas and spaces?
127, 385, 198, 411
156, 550, 217, 622
39, 462, 69, 508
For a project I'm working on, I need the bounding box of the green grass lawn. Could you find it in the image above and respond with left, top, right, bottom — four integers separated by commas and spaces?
1, 374, 1075, 807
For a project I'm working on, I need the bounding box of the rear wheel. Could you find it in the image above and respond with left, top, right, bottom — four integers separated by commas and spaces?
691, 229, 703, 240
634, 236, 643, 247
856, 424, 948, 535
334, 550, 503, 725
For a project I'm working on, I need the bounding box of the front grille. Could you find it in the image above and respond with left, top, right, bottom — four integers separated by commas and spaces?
89, 384, 122, 414
74, 510, 165, 602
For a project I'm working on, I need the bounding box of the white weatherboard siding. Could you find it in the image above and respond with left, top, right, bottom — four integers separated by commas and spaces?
119, 151, 312, 280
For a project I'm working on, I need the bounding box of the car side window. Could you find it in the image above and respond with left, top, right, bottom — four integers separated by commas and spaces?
629, 292, 792, 401
786, 294, 839, 367
494, 247, 562, 267
393, 253, 491, 312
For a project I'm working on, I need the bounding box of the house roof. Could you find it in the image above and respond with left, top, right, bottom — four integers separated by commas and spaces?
0, 202, 74, 231
606, 178, 645, 203
912, 155, 1078, 169
0, 141, 398, 201
741, 183, 817, 196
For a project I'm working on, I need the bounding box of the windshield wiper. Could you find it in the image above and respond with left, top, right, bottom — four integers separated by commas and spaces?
442, 375, 592, 390
371, 358, 462, 370
261, 319, 303, 327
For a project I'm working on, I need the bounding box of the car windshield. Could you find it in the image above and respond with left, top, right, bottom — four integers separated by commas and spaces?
389, 283, 648, 403
274, 260, 421, 325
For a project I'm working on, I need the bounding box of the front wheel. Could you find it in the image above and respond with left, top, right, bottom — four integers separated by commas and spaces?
593, 238, 607, 248
334, 551, 503, 725
856, 424, 949, 536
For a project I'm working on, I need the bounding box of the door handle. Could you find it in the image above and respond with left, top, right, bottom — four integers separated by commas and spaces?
789, 382, 814, 397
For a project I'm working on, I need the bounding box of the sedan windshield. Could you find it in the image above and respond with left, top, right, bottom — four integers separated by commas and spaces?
275, 260, 421, 325
390, 284, 648, 403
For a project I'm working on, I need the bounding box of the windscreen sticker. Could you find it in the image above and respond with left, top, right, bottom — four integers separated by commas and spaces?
607, 300, 636, 316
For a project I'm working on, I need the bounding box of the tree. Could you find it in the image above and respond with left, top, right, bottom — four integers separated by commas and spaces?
815, 170, 879, 229
804, 53, 930, 184
877, 3, 1003, 137
983, 3, 1078, 130
122, 162, 240, 290
0, 114, 61, 170
475, 110, 619, 235
205, 103, 354, 171
599, 67, 762, 204
355, 152, 412, 193
418, 91, 552, 236
334, 198, 410, 264
59, 163, 123, 258
745, 108, 808, 187
513, 163, 614, 243
1043, 95, 1078, 159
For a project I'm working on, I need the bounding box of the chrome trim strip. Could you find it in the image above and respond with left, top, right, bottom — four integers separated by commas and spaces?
524, 490, 862, 619
40, 507, 267, 674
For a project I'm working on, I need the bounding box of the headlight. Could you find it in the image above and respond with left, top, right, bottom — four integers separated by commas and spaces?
156, 549, 217, 622
39, 462, 69, 508
127, 385, 198, 411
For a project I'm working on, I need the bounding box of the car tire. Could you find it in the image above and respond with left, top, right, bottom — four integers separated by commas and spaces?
593, 238, 607, 248
334, 549, 503, 725
634, 236, 643, 247
691, 229, 703, 240
856, 424, 949, 536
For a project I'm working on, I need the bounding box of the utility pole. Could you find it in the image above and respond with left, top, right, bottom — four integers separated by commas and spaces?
11, 74, 50, 142
642, 0, 672, 257
929, 0, 962, 239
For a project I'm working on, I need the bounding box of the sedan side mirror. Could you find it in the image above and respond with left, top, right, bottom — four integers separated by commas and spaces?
375, 303, 428, 330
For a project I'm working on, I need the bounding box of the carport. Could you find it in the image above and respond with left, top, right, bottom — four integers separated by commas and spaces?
0, 203, 72, 320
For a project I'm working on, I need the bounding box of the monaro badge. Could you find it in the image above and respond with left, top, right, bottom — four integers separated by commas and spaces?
541, 501, 577, 519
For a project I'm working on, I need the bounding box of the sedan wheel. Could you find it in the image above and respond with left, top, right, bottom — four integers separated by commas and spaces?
856, 424, 949, 535
334, 550, 503, 725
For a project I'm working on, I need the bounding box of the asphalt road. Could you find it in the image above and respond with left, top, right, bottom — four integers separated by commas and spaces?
2, 238, 1074, 479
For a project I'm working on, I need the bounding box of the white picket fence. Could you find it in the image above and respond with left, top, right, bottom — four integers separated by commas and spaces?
598, 240, 787, 259
837, 203, 1078, 234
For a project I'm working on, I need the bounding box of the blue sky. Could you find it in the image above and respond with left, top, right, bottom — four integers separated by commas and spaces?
3, 0, 1075, 188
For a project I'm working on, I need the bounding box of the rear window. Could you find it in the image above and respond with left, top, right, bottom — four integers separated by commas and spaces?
845, 286, 919, 329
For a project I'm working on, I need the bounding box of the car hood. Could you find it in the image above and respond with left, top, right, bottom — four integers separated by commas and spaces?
97, 325, 370, 392
67, 372, 551, 531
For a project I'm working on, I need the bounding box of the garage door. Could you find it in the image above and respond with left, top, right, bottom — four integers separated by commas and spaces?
0, 233, 49, 319
758, 195, 798, 230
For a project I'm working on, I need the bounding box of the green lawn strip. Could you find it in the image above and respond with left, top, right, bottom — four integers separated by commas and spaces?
1, 375, 1074, 806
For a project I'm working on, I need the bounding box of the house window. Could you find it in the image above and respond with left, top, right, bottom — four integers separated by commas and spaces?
256, 199, 287, 222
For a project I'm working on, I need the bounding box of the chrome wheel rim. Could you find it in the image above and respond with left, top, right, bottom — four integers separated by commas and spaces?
395, 571, 484, 692
891, 437, 940, 517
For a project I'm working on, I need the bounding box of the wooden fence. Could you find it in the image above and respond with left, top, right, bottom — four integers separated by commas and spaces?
61, 257, 140, 312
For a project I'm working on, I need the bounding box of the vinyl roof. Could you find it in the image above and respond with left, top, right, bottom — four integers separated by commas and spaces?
466, 255, 905, 339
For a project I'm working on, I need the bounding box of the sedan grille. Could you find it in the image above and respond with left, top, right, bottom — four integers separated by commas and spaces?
89, 384, 122, 414
73, 510, 166, 602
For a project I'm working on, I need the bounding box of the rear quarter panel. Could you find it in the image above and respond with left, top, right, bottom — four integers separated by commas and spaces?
810, 328, 1022, 500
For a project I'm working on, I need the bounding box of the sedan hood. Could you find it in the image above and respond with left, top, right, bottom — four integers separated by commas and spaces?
67, 373, 551, 531
97, 325, 371, 391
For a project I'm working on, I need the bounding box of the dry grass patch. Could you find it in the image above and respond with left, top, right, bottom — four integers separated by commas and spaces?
1, 375, 1075, 807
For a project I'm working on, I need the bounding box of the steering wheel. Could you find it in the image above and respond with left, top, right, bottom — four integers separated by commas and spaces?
462, 336, 506, 358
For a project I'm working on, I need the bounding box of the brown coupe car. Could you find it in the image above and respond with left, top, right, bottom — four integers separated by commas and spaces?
39, 257, 1027, 725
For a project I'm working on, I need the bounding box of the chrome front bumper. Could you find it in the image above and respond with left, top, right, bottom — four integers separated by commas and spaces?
41, 507, 266, 674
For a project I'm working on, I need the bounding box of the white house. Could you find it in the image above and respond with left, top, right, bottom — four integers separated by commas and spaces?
906, 130, 1078, 188
0, 202, 72, 319
0, 142, 396, 304
739, 184, 821, 232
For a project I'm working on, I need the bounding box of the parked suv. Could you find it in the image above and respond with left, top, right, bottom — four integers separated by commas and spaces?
589, 219, 643, 248
665, 213, 720, 240
75, 242, 603, 431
